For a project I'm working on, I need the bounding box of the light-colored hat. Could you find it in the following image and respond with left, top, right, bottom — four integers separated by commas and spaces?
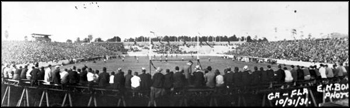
243, 65, 248, 70
156, 67, 163, 72
142, 67, 146, 70
195, 65, 201, 70
117, 68, 122, 71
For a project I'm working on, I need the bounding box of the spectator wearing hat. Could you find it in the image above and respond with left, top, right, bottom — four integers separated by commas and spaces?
68, 66, 79, 85
37, 67, 45, 81
139, 67, 152, 91
275, 65, 285, 83
79, 67, 88, 85
30, 65, 40, 86
309, 66, 317, 80
183, 60, 193, 86
173, 66, 186, 92
94, 70, 100, 83
109, 72, 115, 85
60, 69, 69, 84
215, 69, 224, 88
325, 65, 334, 78
240, 65, 251, 88
319, 64, 327, 79
314, 65, 321, 80
302, 66, 311, 80
98, 67, 110, 88
20, 65, 29, 80
224, 67, 234, 88
337, 63, 347, 79
131, 72, 141, 90
295, 65, 304, 82
193, 65, 205, 88
13, 66, 22, 80
125, 69, 133, 90
150, 67, 165, 104
233, 67, 241, 88
204, 66, 216, 88
26, 66, 33, 80
290, 65, 298, 82
250, 66, 260, 86
114, 68, 125, 90
44, 65, 52, 84
283, 67, 293, 83
52, 66, 61, 84
163, 69, 173, 94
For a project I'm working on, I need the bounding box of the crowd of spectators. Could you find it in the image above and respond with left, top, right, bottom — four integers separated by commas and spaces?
1, 60, 348, 106
230, 38, 348, 64
1, 41, 119, 64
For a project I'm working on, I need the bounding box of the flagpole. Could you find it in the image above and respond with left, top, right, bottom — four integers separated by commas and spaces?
149, 31, 155, 75
197, 33, 200, 60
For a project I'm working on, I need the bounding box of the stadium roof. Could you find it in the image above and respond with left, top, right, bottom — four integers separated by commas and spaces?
31, 33, 51, 37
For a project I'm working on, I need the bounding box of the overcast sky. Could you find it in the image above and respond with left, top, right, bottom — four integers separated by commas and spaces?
2, 2, 348, 42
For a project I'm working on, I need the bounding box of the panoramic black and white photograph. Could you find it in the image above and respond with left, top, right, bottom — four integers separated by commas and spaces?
1, 1, 348, 107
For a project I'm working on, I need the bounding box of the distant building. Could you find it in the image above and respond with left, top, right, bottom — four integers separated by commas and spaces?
32, 33, 51, 42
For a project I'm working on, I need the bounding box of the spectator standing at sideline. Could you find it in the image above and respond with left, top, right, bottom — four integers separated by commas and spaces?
125, 70, 133, 90
79, 67, 88, 85
325, 65, 334, 78
302, 66, 311, 80
204, 66, 216, 88
44, 65, 52, 84
131, 72, 141, 90
296, 65, 304, 81
215, 69, 224, 88
193, 65, 205, 88
139, 67, 151, 91
109, 72, 115, 85
290, 65, 298, 82
20, 65, 28, 80
150, 67, 165, 105
173, 66, 186, 92
114, 68, 125, 90
163, 69, 173, 94
68, 66, 79, 85
13, 66, 22, 80
52, 66, 61, 84
30, 65, 40, 86
224, 67, 234, 88
98, 67, 110, 88
319, 64, 327, 79
37, 67, 45, 81
60, 69, 69, 84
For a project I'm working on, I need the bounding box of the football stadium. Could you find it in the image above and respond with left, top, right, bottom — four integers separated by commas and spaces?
1, 2, 348, 107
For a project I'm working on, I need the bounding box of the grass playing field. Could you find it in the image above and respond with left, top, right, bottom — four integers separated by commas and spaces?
60, 55, 282, 75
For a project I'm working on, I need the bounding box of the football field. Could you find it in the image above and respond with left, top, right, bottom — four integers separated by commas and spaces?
60, 55, 282, 75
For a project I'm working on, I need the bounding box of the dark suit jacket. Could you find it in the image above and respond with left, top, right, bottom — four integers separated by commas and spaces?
125, 74, 133, 89
152, 73, 164, 88
68, 70, 79, 84
296, 68, 304, 81
52, 69, 61, 84
37, 69, 45, 80
192, 71, 205, 87
114, 72, 125, 89
98, 72, 110, 87
233, 72, 241, 87
79, 70, 88, 84
224, 72, 234, 87
30, 68, 40, 81
173, 72, 186, 89
260, 70, 269, 84
266, 69, 274, 83
139, 73, 152, 90
13, 68, 22, 80
163, 73, 173, 89
20, 68, 28, 79
275, 69, 285, 83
